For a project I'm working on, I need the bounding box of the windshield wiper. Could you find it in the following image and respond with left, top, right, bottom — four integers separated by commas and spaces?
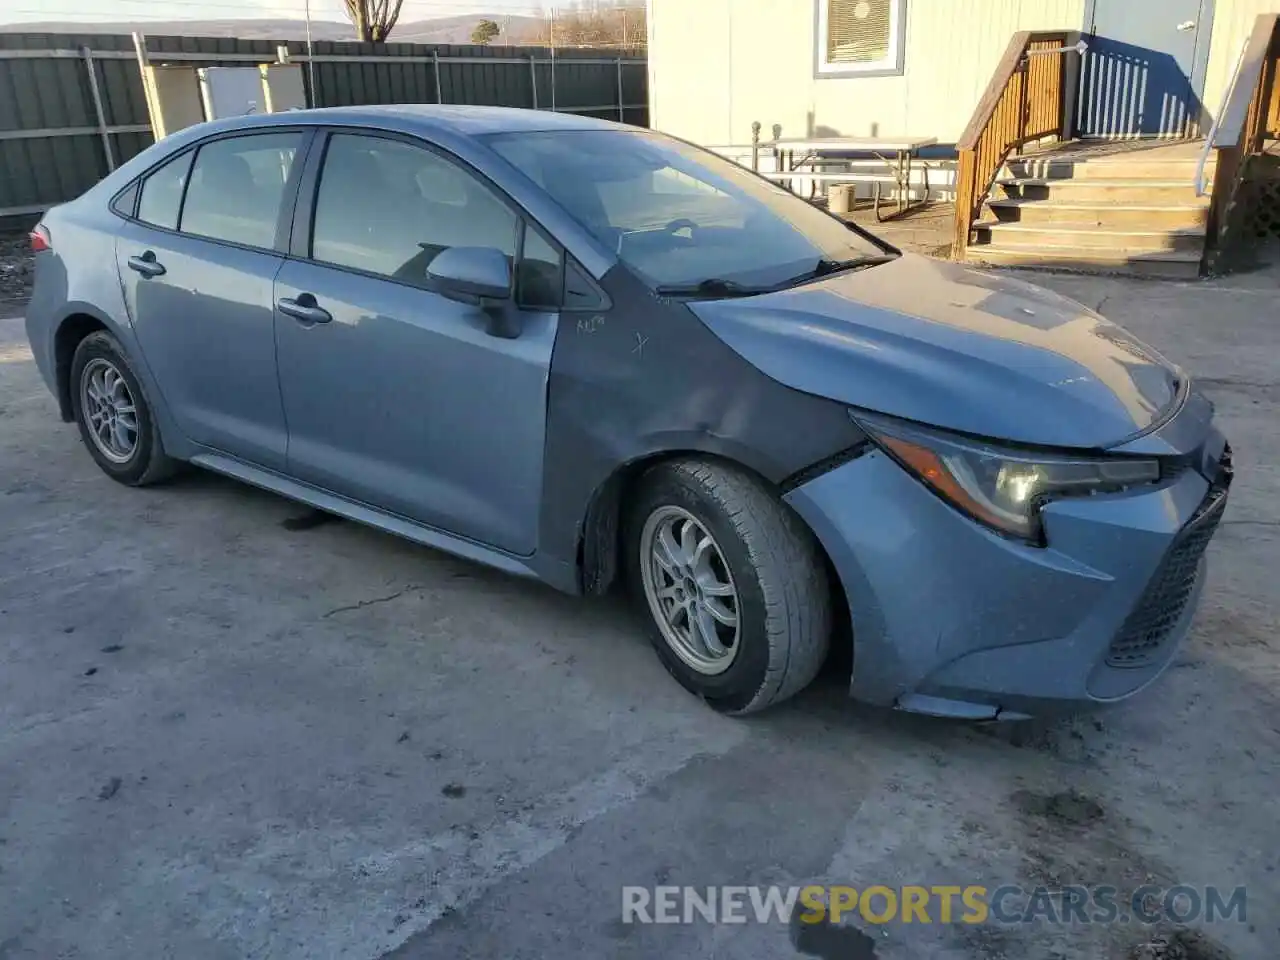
783, 255, 898, 288
654, 277, 768, 299
655, 255, 897, 301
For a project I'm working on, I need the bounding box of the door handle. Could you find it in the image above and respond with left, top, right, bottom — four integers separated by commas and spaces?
127, 251, 166, 278
1177, 20, 1197, 31
277, 295, 332, 325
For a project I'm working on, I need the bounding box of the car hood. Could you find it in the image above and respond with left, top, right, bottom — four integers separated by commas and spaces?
690, 254, 1185, 449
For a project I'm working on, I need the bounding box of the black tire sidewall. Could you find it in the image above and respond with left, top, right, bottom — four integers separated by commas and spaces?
69, 332, 159, 485
625, 466, 775, 714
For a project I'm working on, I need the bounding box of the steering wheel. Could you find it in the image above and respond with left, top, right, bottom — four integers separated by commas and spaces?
663, 218, 699, 239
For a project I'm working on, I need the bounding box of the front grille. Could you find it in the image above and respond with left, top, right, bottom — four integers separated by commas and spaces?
1105, 446, 1232, 668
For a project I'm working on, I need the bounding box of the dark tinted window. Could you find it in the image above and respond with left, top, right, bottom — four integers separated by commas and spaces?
137, 150, 193, 230
181, 133, 302, 249
518, 224, 563, 309
310, 133, 517, 288
563, 258, 610, 311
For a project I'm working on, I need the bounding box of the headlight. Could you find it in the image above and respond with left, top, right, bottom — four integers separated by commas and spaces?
853, 412, 1162, 543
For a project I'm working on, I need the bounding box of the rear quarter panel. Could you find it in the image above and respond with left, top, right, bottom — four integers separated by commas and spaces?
23, 119, 220, 398
26, 201, 185, 451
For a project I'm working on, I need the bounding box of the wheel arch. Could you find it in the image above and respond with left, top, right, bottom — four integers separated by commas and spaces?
579, 447, 854, 681
53, 307, 116, 422
582, 448, 849, 638
51, 305, 185, 464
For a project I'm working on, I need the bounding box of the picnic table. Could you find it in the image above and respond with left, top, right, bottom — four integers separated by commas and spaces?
758, 136, 939, 221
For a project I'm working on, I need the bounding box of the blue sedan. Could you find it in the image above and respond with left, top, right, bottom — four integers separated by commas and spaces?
24, 106, 1231, 719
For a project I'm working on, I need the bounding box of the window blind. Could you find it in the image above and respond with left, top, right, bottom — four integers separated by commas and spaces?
826, 0, 893, 64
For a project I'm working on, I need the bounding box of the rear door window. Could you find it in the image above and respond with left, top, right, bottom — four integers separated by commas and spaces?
136, 150, 194, 230
180, 132, 303, 250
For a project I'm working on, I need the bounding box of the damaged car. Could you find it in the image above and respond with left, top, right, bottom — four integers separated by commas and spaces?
24, 106, 1231, 718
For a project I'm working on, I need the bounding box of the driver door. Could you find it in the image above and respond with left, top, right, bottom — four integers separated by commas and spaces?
272, 130, 564, 555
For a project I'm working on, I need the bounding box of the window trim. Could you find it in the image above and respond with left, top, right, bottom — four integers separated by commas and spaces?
813, 0, 908, 79
293, 127, 568, 310
109, 126, 316, 258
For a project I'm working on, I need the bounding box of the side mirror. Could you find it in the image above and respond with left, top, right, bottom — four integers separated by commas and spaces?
428, 246, 511, 302
427, 246, 520, 339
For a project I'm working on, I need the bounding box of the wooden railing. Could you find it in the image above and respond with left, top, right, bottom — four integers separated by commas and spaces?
1205, 13, 1280, 264
952, 31, 1078, 258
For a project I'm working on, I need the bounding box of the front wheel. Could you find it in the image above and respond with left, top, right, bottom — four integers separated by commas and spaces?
626, 459, 832, 714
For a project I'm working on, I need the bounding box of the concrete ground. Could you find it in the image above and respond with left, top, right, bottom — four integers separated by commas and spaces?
844, 200, 956, 259
1, 266, 1278, 960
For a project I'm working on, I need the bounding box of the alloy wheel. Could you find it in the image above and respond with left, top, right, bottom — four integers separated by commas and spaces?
80, 358, 139, 464
639, 505, 741, 675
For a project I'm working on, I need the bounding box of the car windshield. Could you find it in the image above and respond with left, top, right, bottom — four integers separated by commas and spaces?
484, 129, 890, 292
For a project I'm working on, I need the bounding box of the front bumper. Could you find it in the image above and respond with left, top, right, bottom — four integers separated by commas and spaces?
784, 411, 1230, 719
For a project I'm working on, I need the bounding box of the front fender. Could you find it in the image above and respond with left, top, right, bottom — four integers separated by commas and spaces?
534, 266, 869, 596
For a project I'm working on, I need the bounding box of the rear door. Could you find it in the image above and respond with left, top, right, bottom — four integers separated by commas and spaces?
115, 130, 307, 469
272, 130, 563, 555
1078, 0, 1216, 137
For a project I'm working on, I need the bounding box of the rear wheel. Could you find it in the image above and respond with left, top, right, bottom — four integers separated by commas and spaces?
70, 331, 176, 486
626, 459, 831, 714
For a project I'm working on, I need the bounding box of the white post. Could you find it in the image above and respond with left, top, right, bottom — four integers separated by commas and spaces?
304, 0, 317, 106
616, 57, 624, 122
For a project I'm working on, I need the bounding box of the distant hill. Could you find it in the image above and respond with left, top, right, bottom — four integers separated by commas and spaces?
0, 14, 545, 45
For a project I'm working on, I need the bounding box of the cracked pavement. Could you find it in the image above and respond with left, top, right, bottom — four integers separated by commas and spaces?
2, 263, 1279, 960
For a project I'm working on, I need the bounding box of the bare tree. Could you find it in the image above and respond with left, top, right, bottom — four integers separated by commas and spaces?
530, 1, 646, 51
342, 0, 406, 42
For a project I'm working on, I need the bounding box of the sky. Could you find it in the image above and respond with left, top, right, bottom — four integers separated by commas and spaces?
1, 0, 558, 25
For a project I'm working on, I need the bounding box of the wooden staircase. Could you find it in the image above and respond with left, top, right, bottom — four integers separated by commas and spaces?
953, 16, 1279, 279
965, 146, 1214, 279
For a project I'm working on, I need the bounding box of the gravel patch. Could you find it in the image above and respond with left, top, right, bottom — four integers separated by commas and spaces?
0, 232, 35, 305
1129, 929, 1236, 960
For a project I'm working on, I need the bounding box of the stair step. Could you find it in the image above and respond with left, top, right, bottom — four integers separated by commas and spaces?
973, 221, 1206, 253
966, 243, 1202, 279
1004, 157, 1214, 182
986, 198, 1210, 229
995, 178, 1203, 203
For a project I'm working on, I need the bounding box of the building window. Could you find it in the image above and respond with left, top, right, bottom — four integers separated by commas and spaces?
816, 0, 907, 78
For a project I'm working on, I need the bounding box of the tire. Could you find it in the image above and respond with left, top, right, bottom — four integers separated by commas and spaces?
625, 458, 832, 714
69, 331, 177, 486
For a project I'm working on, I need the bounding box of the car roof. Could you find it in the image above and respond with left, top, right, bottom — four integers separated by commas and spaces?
202, 104, 626, 138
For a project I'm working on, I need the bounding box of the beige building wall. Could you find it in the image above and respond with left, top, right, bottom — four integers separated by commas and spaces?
1202, 0, 1280, 121
648, 0, 1086, 147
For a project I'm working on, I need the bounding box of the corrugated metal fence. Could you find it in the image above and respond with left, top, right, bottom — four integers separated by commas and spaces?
0, 32, 649, 224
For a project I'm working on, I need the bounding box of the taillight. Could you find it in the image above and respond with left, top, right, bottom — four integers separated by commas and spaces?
30, 224, 51, 253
